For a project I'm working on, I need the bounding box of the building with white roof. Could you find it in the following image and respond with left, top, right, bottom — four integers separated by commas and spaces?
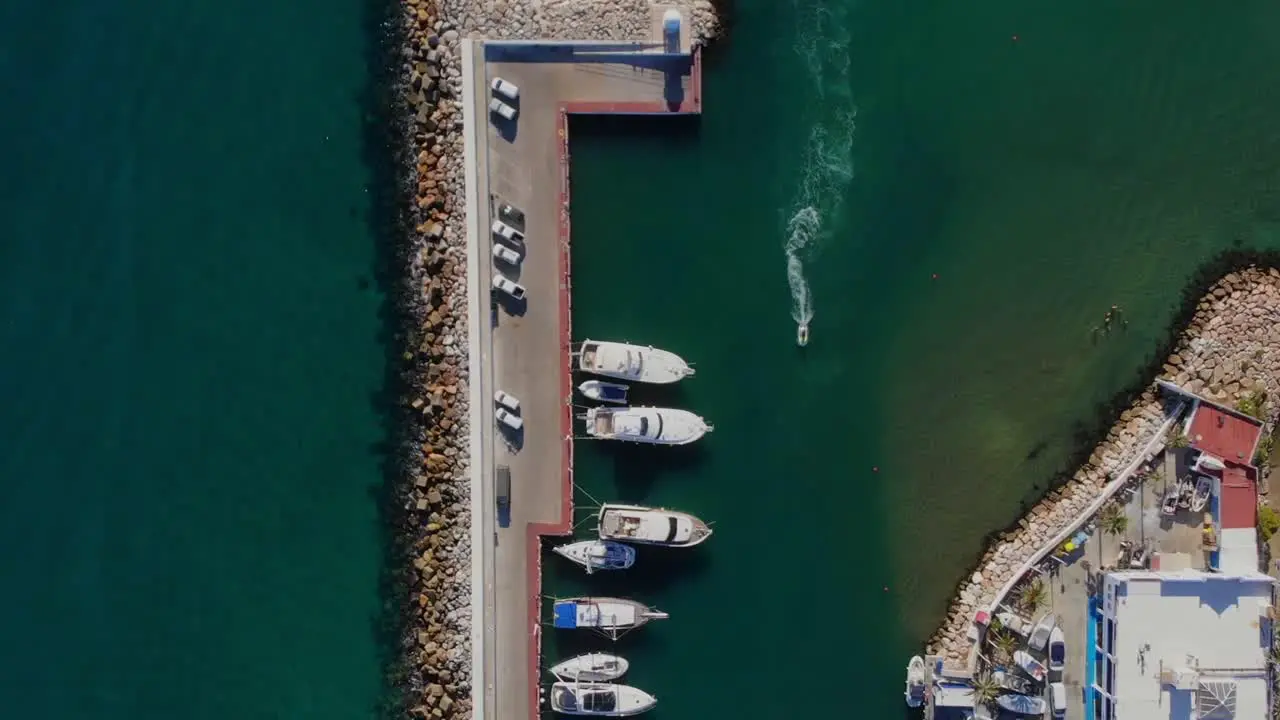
1096, 569, 1274, 720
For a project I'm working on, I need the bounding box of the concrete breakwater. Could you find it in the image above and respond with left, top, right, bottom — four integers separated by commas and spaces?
927, 266, 1280, 669
387, 1, 721, 718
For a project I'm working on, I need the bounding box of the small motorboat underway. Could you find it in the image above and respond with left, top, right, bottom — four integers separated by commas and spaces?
549, 681, 656, 716
1013, 650, 1047, 682
584, 406, 711, 445
598, 504, 712, 547
553, 540, 636, 574
578, 380, 629, 405
577, 340, 694, 384
552, 597, 668, 638
796, 322, 809, 347
996, 693, 1047, 716
903, 655, 926, 708
549, 653, 630, 682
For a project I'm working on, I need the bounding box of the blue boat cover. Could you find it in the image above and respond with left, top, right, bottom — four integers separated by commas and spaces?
553, 601, 578, 628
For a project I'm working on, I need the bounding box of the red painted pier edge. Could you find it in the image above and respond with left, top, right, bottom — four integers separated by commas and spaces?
521, 45, 702, 720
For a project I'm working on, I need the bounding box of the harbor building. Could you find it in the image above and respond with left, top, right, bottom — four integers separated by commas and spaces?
1096, 569, 1274, 720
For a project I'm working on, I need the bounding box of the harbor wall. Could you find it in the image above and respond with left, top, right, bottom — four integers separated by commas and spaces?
926, 258, 1280, 670
381, 1, 722, 718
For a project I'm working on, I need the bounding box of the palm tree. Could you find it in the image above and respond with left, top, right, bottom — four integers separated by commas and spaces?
1097, 502, 1129, 567
1019, 578, 1048, 614
989, 628, 1019, 664
971, 671, 1001, 708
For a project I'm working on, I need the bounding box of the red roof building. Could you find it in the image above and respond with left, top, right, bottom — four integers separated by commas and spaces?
1186, 402, 1263, 464
1219, 462, 1259, 530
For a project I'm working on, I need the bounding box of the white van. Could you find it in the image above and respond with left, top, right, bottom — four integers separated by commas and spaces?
489, 98, 517, 121
494, 390, 521, 413
492, 243, 521, 265
491, 219, 525, 244
490, 77, 520, 101
492, 273, 527, 301
496, 408, 524, 431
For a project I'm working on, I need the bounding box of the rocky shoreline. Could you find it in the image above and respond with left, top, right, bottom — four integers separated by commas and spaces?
926, 265, 1280, 669
382, 2, 722, 718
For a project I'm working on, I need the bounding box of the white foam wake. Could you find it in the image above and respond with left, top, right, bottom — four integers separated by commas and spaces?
784, 0, 857, 335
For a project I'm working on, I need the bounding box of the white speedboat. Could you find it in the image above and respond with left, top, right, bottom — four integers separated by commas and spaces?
996, 693, 1048, 716
903, 655, 926, 708
796, 322, 809, 347
578, 380, 629, 404
577, 340, 693, 384
549, 681, 656, 716
598, 504, 711, 547
553, 540, 636, 574
1027, 613, 1056, 650
1013, 650, 1047, 682
552, 597, 668, 638
584, 406, 711, 445
549, 653, 630, 682
1191, 474, 1213, 512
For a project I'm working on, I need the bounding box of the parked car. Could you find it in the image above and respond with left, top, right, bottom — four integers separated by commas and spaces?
1049, 681, 1067, 718
1048, 626, 1065, 673
489, 98, 517, 121
496, 407, 523, 431
491, 219, 525, 244
492, 243, 521, 265
490, 77, 520, 101
496, 465, 511, 528
498, 202, 525, 229
494, 390, 521, 413
492, 273, 526, 301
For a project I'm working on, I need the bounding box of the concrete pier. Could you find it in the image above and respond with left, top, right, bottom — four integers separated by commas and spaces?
461, 15, 702, 720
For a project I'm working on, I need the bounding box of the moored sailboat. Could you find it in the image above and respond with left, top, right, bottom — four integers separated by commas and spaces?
553, 539, 636, 574
549, 652, 630, 682
552, 597, 668, 638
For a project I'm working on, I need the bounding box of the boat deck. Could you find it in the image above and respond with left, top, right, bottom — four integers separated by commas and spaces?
462, 13, 702, 720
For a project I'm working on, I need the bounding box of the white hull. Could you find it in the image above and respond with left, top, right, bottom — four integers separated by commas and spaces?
578, 380, 629, 404
598, 504, 712, 547
550, 682, 656, 716
552, 597, 669, 634
578, 340, 693, 384
549, 653, 630, 682
904, 656, 926, 708
553, 540, 636, 574
585, 406, 711, 445
996, 693, 1047, 716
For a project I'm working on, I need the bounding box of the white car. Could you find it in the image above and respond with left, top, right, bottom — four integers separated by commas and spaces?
491, 219, 525, 244
489, 98, 517, 121
490, 77, 519, 101
492, 243, 521, 265
494, 390, 521, 413
492, 273, 526, 301
1049, 681, 1067, 718
496, 408, 523, 431
1047, 626, 1065, 673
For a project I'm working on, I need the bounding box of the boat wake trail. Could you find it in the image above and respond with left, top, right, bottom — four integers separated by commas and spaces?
784, 1, 856, 335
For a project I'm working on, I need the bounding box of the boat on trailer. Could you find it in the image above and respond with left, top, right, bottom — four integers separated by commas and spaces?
576, 340, 694, 384
903, 655, 926, 707
548, 681, 656, 716
578, 380, 629, 405
553, 539, 636, 574
552, 597, 668, 638
584, 406, 712, 445
598, 504, 712, 547
1012, 650, 1047, 682
549, 653, 630, 682
1191, 474, 1213, 513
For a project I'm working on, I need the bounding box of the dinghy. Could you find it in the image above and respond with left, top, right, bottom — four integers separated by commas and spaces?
553, 540, 636, 574
1191, 474, 1213, 513
996, 693, 1048, 716
584, 406, 711, 445
1013, 650, 1047, 682
578, 380, 629, 405
552, 597, 668, 638
1161, 485, 1179, 516
577, 340, 693, 384
598, 504, 712, 547
549, 681, 656, 716
549, 653, 630, 682
903, 656, 926, 708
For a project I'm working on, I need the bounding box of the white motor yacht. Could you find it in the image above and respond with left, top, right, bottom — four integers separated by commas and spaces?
552, 597, 668, 638
553, 540, 636, 574
577, 340, 693, 384
598, 504, 711, 547
584, 406, 711, 445
549, 653, 630, 682
549, 681, 656, 716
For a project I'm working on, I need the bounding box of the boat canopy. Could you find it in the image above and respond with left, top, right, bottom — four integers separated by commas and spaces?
554, 601, 581, 628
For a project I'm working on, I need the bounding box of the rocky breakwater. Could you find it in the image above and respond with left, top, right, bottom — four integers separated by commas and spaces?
389, 0, 723, 717
925, 266, 1280, 670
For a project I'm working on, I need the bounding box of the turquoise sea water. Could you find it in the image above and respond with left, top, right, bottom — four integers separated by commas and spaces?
5, 0, 1280, 717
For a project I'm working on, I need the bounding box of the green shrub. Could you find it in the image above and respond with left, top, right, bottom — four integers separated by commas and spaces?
1258, 504, 1280, 543
1168, 431, 1191, 449
1257, 434, 1275, 467
1237, 388, 1268, 421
